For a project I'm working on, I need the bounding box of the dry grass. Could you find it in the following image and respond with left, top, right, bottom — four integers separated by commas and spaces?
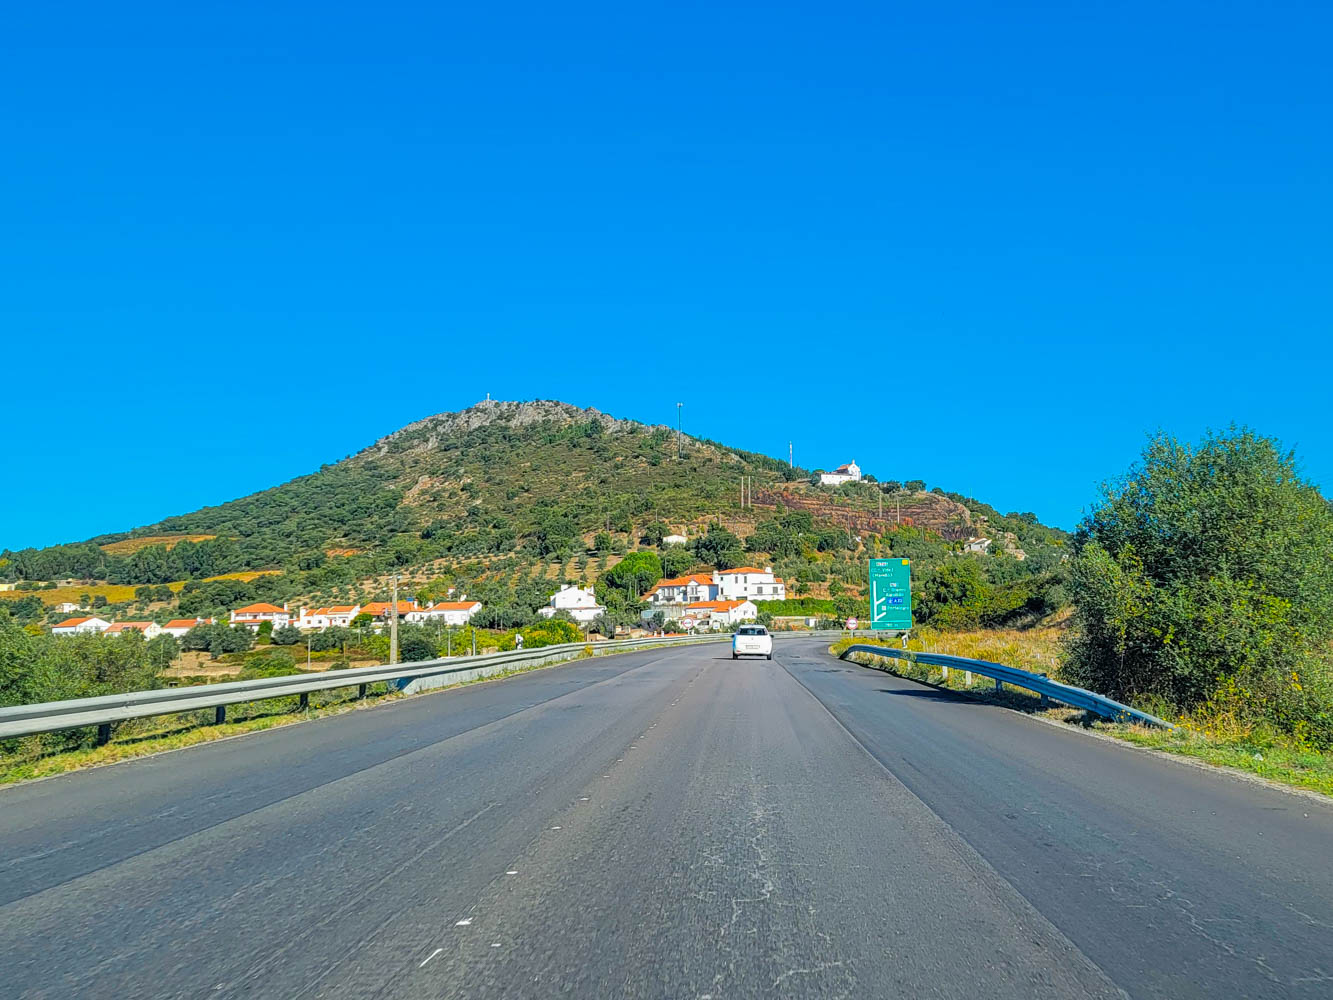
99, 534, 217, 555
0, 582, 186, 607
203, 570, 281, 582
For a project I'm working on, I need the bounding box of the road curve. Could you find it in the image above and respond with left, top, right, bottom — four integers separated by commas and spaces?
1, 638, 1330, 999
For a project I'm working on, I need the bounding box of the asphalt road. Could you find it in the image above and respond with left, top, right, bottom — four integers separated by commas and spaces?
2, 638, 1331, 999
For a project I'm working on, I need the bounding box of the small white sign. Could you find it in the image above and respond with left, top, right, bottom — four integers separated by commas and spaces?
846, 617, 858, 629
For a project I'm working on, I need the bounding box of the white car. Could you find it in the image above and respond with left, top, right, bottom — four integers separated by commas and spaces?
732, 625, 772, 660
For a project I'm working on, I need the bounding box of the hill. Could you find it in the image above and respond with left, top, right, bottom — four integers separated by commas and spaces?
0, 400, 1070, 628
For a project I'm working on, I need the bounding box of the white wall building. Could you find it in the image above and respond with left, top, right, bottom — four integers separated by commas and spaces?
538, 584, 605, 624
104, 621, 164, 639
644, 574, 719, 608
162, 617, 212, 637
230, 603, 293, 631
294, 605, 362, 630
714, 567, 786, 602
406, 601, 483, 627
684, 599, 759, 628
55, 602, 81, 614
663, 533, 688, 546
51, 616, 112, 636
820, 460, 862, 486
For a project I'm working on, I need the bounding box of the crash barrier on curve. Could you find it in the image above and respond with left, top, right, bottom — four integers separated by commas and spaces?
838, 644, 1175, 728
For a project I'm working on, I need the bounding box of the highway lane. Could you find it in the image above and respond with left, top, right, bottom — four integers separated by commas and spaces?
0, 638, 1329, 998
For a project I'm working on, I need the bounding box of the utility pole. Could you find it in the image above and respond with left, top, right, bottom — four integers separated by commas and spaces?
789, 442, 793, 468
389, 574, 400, 666
307, 635, 312, 671
676, 402, 683, 460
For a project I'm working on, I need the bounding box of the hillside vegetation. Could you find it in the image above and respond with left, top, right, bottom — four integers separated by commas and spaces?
1, 400, 1069, 630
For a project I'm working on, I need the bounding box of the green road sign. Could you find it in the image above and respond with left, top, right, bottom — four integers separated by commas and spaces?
869, 558, 912, 630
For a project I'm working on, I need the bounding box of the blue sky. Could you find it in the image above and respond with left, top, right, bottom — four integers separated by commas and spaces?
4, 0, 1330, 550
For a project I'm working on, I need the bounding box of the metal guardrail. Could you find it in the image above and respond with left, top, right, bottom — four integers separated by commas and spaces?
0, 630, 844, 744
838, 644, 1176, 728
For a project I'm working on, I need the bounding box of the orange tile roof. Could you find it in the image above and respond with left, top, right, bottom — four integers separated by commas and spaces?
308, 605, 358, 616
685, 600, 749, 611
647, 573, 714, 592
424, 601, 482, 611
363, 601, 417, 616
716, 567, 767, 575
53, 617, 94, 628
233, 603, 287, 614
164, 619, 207, 629
105, 621, 153, 633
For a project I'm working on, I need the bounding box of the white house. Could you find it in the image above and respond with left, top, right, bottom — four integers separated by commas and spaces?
294, 605, 362, 630
684, 599, 758, 628
229, 603, 292, 631
714, 567, 786, 602
51, 616, 111, 636
663, 533, 688, 546
406, 601, 483, 627
361, 601, 418, 625
161, 617, 212, 637
962, 537, 992, 555
55, 602, 81, 614
820, 460, 862, 486
104, 621, 163, 639
644, 573, 719, 608
538, 584, 605, 624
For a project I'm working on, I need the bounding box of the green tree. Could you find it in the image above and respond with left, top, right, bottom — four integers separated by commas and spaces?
593, 531, 613, 553
601, 551, 662, 599
661, 546, 694, 577
271, 624, 303, 646
1066, 428, 1333, 736
692, 524, 744, 570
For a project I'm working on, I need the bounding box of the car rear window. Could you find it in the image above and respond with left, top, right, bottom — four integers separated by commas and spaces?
737, 626, 767, 635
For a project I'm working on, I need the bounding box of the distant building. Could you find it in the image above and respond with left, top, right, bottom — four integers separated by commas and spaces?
51, 616, 112, 636
644, 574, 719, 608
714, 567, 786, 602
162, 617, 213, 637
962, 537, 992, 555
406, 601, 483, 627
360, 601, 418, 625
230, 603, 292, 631
663, 533, 688, 546
104, 621, 163, 639
820, 460, 862, 486
55, 602, 81, 614
684, 599, 758, 628
538, 584, 605, 624
294, 605, 362, 630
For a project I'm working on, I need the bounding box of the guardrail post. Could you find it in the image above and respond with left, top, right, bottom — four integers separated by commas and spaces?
1040, 693, 1050, 708
964, 670, 972, 687
215, 705, 226, 725
941, 665, 949, 681
994, 678, 1002, 693
358, 683, 368, 700
299, 692, 309, 711
97, 723, 111, 746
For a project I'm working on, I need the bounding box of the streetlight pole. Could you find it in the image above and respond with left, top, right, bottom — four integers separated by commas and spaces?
389, 574, 400, 666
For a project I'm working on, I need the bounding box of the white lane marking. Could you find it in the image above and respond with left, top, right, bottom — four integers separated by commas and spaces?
551, 825, 561, 830
419, 948, 444, 967
455, 918, 472, 926
491, 942, 501, 948
579, 796, 589, 801
506, 870, 518, 875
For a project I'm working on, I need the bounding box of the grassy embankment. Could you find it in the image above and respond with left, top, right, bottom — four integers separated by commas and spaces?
833, 630, 1333, 798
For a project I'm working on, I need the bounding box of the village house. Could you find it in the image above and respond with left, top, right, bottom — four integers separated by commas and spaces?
55, 602, 81, 614
663, 533, 688, 546
104, 621, 164, 639
714, 567, 786, 602
684, 599, 759, 629
406, 601, 483, 627
537, 584, 605, 624
51, 616, 112, 636
820, 460, 862, 486
644, 573, 719, 607
229, 603, 293, 631
293, 605, 362, 630
361, 600, 418, 625
161, 617, 213, 638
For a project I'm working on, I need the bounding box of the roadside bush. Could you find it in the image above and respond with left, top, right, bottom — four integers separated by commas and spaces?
1065, 428, 1333, 743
